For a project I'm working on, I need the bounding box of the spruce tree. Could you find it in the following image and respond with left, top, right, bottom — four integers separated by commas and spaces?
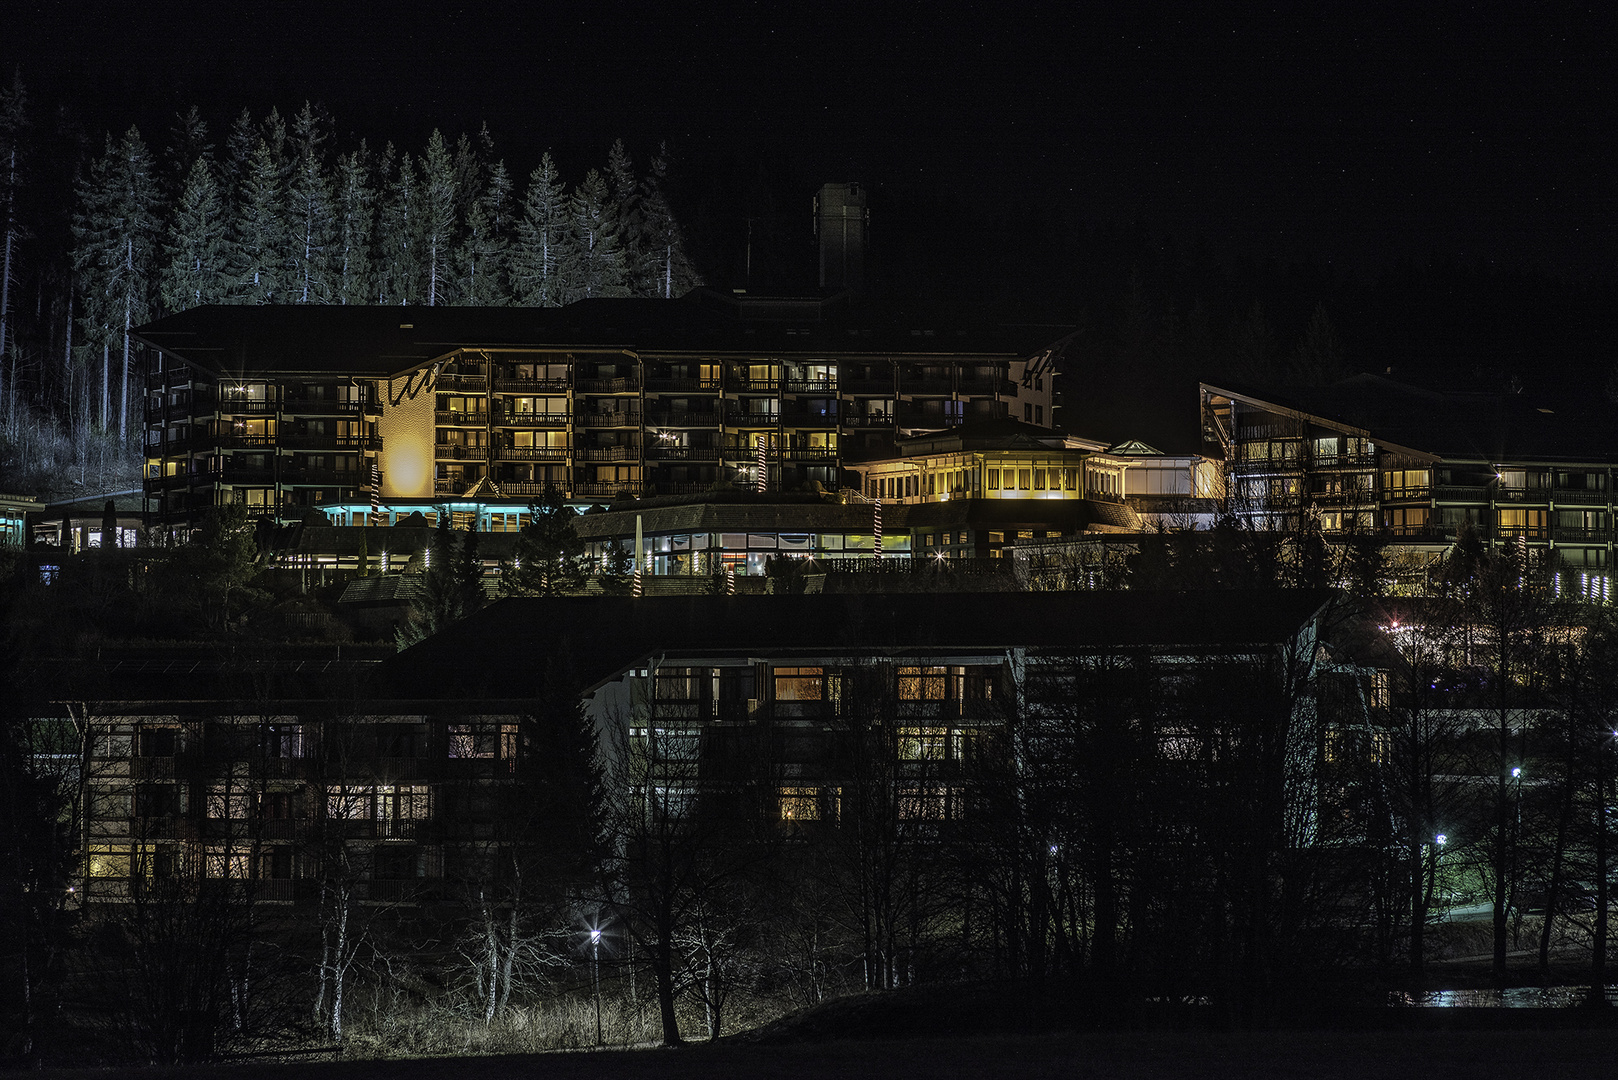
332, 146, 377, 305
504, 491, 585, 595
639, 146, 700, 299
160, 156, 232, 311
231, 140, 287, 303
0, 73, 27, 419
221, 108, 257, 215
605, 139, 646, 293
72, 128, 159, 439
456, 158, 512, 306
162, 105, 212, 204
287, 103, 335, 304
377, 145, 422, 304
511, 153, 570, 307
419, 131, 458, 306
562, 168, 626, 303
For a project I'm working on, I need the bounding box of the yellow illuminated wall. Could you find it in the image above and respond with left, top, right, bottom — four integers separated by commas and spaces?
377, 372, 437, 499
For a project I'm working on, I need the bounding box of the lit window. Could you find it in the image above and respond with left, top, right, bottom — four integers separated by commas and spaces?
774, 667, 824, 701
779, 786, 826, 821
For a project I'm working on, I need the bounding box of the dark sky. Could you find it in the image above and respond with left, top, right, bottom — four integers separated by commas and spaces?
5, 1, 1614, 280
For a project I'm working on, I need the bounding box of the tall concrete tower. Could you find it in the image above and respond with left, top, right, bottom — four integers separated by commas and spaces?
815, 182, 868, 291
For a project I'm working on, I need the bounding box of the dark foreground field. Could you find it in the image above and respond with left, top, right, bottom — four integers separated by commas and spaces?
27, 1027, 1618, 1080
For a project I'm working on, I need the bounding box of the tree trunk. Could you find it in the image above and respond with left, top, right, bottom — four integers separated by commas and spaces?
1591, 747, 1610, 1005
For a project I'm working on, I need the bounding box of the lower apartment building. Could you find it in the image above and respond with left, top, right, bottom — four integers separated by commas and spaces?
48, 591, 1386, 905
1202, 376, 1618, 598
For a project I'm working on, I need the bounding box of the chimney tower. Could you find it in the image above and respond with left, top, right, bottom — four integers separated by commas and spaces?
815, 182, 867, 291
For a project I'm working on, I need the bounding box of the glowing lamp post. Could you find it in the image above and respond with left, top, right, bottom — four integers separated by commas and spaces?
590, 927, 603, 1045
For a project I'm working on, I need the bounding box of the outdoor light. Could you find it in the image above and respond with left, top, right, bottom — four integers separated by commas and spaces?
1512, 767, 1522, 778
590, 928, 601, 944
1435, 834, 1447, 846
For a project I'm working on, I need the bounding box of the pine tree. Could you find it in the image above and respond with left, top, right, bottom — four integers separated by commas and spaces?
562, 169, 626, 303
332, 146, 377, 305
606, 139, 645, 293
162, 105, 211, 204
504, 491, 585, 595
160, 156, 232, 311
419, 131, 458, 306
221, 108, 257, 214
287, 103, 335, 304
511, 154, 570, 307
71, 128, 159, 439
639, 145, 700, 299
0, 72, 28, 422
377, 145, 422, 304
230, 140, 287, 303
396, 515, 485, 647
456, 158, 512, 306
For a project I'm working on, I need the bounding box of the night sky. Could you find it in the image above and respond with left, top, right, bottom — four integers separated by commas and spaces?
6, 3, 1613, 286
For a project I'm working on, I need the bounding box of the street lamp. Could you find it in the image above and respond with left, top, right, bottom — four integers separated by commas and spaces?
590, 927, 602, 1046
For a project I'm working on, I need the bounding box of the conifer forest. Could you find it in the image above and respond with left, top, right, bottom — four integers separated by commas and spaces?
0, 84, 700, 497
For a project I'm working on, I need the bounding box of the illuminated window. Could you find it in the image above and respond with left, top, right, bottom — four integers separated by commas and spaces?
779, 786, 824, 821
775, 667, 824, 701
448, 724, 498, 758
987, 468, 999, 490
1018, 469, 1031, 490
87, 845, 131, 878
898, 785, 950, 820
897, 726, 950, 759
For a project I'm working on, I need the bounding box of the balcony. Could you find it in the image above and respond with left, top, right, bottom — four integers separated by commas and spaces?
1554, 526, 1612, 544
494, 446, 568, 461
495, 410, 570, 427
1434, 484, 1490, 502
724, 407, 780, 425
577, 446, 640, 462
1312, 453, 1377, 470
842, 378, 894, 395
645, 444, 720, 462
897, 376, 954, 395
213, 434, 278, 450
841, 414, 895, 427
1497, 487, 1551, 504
577, 375, 641, 393
278, 435, 382, 451
573, 481, 642, 499
784, 379, 838, 394
1496, 525, 1549, 542
494, 376, 570, 393
435, 410, 489, 425
780, 407, 839, 427
1552, 489, 1611, 506
646, 408, 722, 427
645, 376, 722, 393
497, 481, 566, 497
728, 378, 779, 393
1381, 524, 1454, 542
779, 446, 840, 462
1381, 486, 1432, 502
435, 445, 490, 461
577, 412, 642, 428
282, 397, 372, 415
435, 373, 488, 391
649, 481, 717, 496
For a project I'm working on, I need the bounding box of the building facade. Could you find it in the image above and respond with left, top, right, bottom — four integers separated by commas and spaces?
1202, 377, 1618, 598
135, 294, 1060, 536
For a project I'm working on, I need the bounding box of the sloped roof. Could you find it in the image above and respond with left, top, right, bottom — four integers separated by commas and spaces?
1207, 375, 1618, 464
132, 292, 1071, 380
383, 590, 1331, 699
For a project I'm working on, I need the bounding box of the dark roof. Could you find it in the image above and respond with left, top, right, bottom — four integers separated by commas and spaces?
132, 293, 1070, 379
894, 418, 1095, 455
1209, 375, 1618, 464
382, 590, 1331, 699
